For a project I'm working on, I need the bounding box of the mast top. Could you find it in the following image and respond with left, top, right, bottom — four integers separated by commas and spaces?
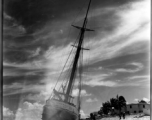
65, 0, 92, 102
85, 0, 92, 19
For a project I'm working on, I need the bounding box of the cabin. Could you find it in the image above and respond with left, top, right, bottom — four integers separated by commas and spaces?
114, 103, 150, 114
125, 103, 149, 114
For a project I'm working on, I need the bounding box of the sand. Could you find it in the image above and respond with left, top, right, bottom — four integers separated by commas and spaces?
99, 115, 150, 120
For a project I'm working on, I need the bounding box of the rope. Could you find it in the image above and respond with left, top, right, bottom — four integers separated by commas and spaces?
78, 43, 83, 111
57, 29, 82, 92
57, 37, 78, 92
53, 39, 76, 91
48, 0, 93, 100
48, 5, 86, 98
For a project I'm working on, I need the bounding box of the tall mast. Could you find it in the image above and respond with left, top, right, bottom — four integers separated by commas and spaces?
65, 0, 92, 101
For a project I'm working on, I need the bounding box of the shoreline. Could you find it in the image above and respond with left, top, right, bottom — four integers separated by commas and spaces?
97, 115, 150, 120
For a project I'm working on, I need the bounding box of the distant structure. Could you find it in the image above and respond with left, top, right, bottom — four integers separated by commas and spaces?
115, 103, 150, 115
90, 103, 150, 118
90, 111, 98, 116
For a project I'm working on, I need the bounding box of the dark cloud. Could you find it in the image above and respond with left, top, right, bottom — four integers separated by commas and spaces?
3, 0, 149, 116
85, 52, 148, 70
3, 74, 45, 85
3, 66, 46, 85
3, 16, 50, 63
3, 92, 37, 112
3, 0, 139, 63
4, 50, 32, 63
4, 0, 138, 33
4, 35, 34, 45
83, 52, 149, 83
3, 94, 22, 111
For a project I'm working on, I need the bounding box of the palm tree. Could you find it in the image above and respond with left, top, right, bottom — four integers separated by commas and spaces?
110, 98, 118, 114
101, 95, 126, 116
116, 95, 126, 114
110, 95, 126, 114
102, 101, 111, 115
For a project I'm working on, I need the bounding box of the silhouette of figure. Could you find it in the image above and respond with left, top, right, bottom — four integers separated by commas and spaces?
93, 114, 96, 120
119, 113, 121, 120
123, 112, 125, 119
90, 113, 93, 120
90, 113, 96, 120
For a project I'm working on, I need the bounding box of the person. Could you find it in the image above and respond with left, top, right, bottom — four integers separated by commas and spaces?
90, 113, 96, 120
90, 113, 93, 120
119, 113, 121, 120
123, 112, 125, 119
93, 114, 96, 120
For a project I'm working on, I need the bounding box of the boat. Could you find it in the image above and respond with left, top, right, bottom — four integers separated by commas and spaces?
42, 0, 93, 120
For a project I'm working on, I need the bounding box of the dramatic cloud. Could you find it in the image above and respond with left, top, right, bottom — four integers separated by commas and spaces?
3, 83, 45, 96
134, 98, 139, 102
72, 89, 91, 97
15, 102, 43, 120
25, 91, 51, 103
142, 97, 150, 103
84, 79, 117, 87
3, 106, 15, 120
86, 98, 98, 103
134, 97, 150, 103
80, 110, 88, 119
85, 0, 150, 64
3, 0, 150, 117
115, 62, 143, 73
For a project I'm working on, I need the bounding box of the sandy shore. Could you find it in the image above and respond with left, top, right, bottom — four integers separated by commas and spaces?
98, 115, 150, 120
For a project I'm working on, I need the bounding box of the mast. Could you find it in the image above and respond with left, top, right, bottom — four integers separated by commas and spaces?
65, 0, 92, 102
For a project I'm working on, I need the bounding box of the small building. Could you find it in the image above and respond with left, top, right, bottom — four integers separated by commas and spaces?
125, 103, 150, 114
114, 103, 150, 114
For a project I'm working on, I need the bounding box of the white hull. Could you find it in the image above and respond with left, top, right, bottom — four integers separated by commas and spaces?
42, 99, 79, 120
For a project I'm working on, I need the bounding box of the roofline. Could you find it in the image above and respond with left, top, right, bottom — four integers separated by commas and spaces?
126, 103, 150, 105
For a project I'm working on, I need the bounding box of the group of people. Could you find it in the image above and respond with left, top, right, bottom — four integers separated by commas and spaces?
119, 112, 125, 119
89, 112, 126, 120
90, 113, 96, 120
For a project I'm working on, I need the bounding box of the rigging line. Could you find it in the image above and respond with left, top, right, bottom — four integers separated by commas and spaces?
78, 45, 83, 110
53, 43, 75, 90
90, 26, 105, 29
59, 46, 78, 93
57, 59, 73, 92
71, 0, 88, 25
62, 54, 78, 96
49, 44, 77, 99
62, 34, 82, 94
58, 2, 91, 91
55, 34, 81, 93
59, 52, 75, 90
31, 4, 86, 71
69, 64, 77, 96
82, 34, 91, 87
51, 0, 92, 98
77, 42, 84, 119
27, 8, 82, 66
57, 30, 82, 92
58, 57, 74, 92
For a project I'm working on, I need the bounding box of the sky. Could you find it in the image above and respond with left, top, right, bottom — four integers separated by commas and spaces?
3, 0, 150, 119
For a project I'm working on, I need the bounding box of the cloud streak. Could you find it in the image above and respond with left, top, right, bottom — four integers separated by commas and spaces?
72, 89, 91, 97
15, 102, 43, 120
86, 98, 98, 103
3, 0, 150, 117
115, 62, 143, 73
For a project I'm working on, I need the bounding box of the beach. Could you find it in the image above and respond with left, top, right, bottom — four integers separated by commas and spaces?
99, 115, 150, 120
